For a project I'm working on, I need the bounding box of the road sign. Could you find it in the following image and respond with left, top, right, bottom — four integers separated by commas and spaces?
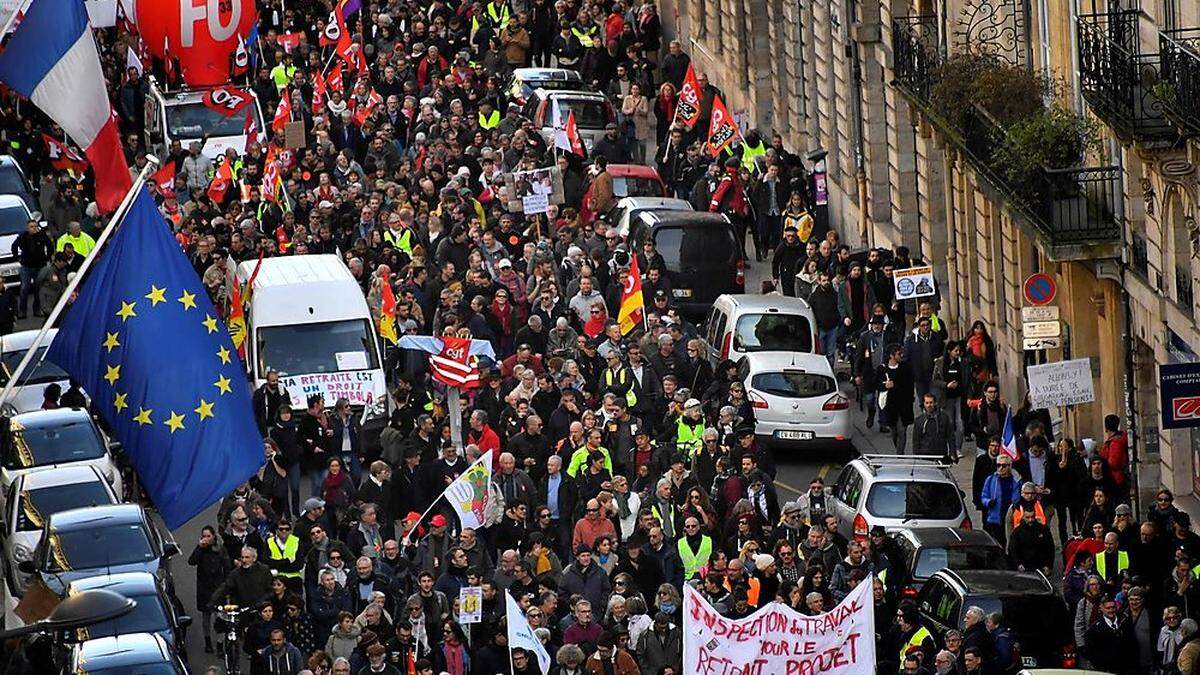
1023, 273, 1057, 306
1023, 336, 1062, 351
1021, 306, 1060, 322
1022, 321, 1062, 338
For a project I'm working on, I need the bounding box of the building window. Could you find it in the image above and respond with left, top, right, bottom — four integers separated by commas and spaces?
1131, 231, 1149, 277
1177, 267, 1194, 315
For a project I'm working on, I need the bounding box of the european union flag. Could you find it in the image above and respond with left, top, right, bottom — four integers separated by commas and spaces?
47, 189, 262, 528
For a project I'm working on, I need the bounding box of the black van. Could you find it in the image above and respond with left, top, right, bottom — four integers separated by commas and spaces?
626, 211, 746, 317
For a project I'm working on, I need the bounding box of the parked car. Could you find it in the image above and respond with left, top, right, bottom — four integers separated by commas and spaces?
2, 465, 118, 595
18, 503, 180, 598
703, 294, 817, 364
917, 569, 1076, 669
0, 193, 38, 290
624, 210, 745, 317
66, 632, 188, 675
0, 408, 120, 495
0, 154, 36, 212
504, 67, 583, 106
66, 572, 191, 654
891, 527, 1006, 599
582, 164, 669, 225
828, 455, 971, 541
606, 196, 692, 239
0, 329, 76, 414
737, 352, 850, 448
523, 88, 615, 154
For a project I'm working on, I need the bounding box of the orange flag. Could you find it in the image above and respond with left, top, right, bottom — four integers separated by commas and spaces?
617, 255, 644, 335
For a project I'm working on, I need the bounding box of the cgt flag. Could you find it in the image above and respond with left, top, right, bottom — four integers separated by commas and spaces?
47, 189, 262, 528
676, 63, 702, 128
706, 94, 739, 157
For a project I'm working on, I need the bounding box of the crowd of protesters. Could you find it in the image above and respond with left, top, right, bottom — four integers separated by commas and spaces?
4, 0, 1200, 674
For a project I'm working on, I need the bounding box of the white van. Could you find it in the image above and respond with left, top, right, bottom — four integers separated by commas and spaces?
144, 77, 266, 161
703, 294, 819, 364
236, 255, 389, 426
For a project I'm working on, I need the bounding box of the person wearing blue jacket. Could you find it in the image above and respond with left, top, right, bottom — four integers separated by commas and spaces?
980, 454, 1022, 547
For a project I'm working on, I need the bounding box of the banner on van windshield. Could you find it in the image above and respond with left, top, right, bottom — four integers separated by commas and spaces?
280, 370, 377, 407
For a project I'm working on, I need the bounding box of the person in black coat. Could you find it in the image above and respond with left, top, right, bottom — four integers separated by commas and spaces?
252, 371, 291, 434
188, 525, 233, 653
269, 405, 303, 518
1082, 596, 1135, 672
876, 344, 915, 452
613, 533, 666, 600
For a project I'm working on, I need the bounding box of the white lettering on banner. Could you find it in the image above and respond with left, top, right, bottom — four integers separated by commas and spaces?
280, 370, 377, 406
1026, 358, 1096, 409
683, 579, 874, 675
892, 265, 936, 300
180, 0, 242, 47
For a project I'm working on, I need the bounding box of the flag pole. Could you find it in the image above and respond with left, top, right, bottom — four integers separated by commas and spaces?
0, 156, 161, 407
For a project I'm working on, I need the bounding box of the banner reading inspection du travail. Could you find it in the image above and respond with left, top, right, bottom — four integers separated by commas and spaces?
683, 580, 875, 675
1161, 362, 1200, 430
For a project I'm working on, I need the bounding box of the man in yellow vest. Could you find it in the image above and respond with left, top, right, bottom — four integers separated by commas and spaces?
264, 520, 304, 592
740, 130, 767, 174
1096, 530, 1129, 593
478, 99, 500, 130
602, 349, 638, 409
56, 221, 96, 255
567, 428, 613, 477
270, 52, 297, 90
896, 604, 935, 672
676, 516, 712, 580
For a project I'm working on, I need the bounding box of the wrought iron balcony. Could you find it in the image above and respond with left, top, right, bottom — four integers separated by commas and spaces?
1159, 28, 1200, 136
1077, 10, 1176, 144
892, 16, 1123, 255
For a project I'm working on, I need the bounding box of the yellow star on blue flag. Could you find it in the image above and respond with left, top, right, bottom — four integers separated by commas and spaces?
47, 189, 261, 529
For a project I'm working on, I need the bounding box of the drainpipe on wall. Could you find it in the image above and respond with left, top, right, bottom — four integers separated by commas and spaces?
1115, 145, 1141, 515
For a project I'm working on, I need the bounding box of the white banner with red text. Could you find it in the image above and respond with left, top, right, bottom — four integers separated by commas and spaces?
683, 578, 875, 675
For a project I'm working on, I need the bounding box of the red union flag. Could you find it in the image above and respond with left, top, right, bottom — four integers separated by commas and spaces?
43, 135, 88, 173
430, 335, 481, 388
706, 94, 738, 157
676, 63, 702, 127
202, 86, 253, 118
320, 8, 344, 47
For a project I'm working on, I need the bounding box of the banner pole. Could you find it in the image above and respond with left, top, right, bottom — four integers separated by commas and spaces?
0, 157, 160, 407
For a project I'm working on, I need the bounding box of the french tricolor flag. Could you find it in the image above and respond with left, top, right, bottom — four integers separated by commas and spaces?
0, 0, 131, 213
1001, 408, 1021, 461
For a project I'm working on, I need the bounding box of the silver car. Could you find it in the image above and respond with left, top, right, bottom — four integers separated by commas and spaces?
2, 464, 118, 595
827, 455, 971, 541
0, 408, 121, 496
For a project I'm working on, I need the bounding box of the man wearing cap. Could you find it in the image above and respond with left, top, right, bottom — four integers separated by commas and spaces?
797, 476, 830, 525
774, 500, 809, 549
416, 514, 452, 577
295, 497, 333, 545
563, 543, 612, 611
637, 611, 682, 673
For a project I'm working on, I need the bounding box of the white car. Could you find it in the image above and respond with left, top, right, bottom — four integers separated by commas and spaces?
738, 352, 851, 446
0, 408, 122, 496
2, 464, 118, 595
0, 329, 78, 414
0, 193, 38, 290
607, 196, 693, 239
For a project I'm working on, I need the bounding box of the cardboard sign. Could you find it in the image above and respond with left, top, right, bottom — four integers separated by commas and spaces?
1026, 358, 1095, 409
283, 120, 306, 149
892, 265, 936, 300
459, 586, 483, 624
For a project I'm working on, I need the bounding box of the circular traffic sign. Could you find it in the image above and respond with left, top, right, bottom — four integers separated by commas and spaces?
1023, 273, 1057, 306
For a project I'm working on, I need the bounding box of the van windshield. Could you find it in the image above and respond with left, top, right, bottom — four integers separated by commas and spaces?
166, 102, 250, 139
257, 319, 380, 377
733, 313, 813, 353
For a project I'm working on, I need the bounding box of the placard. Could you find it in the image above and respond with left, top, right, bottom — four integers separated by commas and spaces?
1160, 362, 1200, 430
283, 120, 306, 149
522, 194, 549, 215
504, 166, 564, 213
1026, 358, 1095, 409
892, 265, 936, 300
459, 586, 483, 624
335, 351, 369, 370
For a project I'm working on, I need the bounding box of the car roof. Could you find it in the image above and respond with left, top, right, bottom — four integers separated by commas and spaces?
11, 407, 94, 429
850, 456, 956, 483
533, 88, 607, 101
0, 328, 60, 352
898, 527, 1000, 548
0, 193, 29, 210
68, 571, 161, 596
940, 569, 1054, 596
48, 503, 145, 531
75, 632, 173, 668
716, 294, 814, 313
0, 155, 20, 167
513, 67, 581, 81
608, 164, 662, 179
14, 464, 107, 490
616, 196, 691, 211
740, 351, 833, 375
637, 210, 730, 227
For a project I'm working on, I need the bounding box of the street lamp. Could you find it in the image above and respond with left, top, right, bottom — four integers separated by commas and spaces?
0, 589, 135, 639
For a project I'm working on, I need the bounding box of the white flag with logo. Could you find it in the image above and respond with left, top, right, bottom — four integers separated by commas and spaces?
506, 590, 551, 673
441, 450, 494, 530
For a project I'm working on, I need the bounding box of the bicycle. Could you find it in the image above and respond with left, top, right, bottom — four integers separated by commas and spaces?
215, 604, 254, 675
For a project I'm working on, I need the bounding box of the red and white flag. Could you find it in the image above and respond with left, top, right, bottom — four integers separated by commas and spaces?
320, 8, 345, 47
676, 64, 702, 128
429, 335, 482, 389
152, 162, 176, 195
43, 134, 88, 173
326, 62, 345, 92
244, 110, 263, 153
232, 34, 250, 78
353, 88, 381, 126
312, 69, 327, 115
706, 94, 739, 157
272, 90, 292, 134
276, 32, 301, 53
207, 159, 234, 203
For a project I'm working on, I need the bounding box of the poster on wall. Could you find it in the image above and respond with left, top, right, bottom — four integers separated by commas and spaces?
1160, 362, 1200, 430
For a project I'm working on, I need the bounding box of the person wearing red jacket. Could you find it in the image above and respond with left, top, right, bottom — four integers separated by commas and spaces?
709, 157, 751, 251
1100, 413, 1129, 500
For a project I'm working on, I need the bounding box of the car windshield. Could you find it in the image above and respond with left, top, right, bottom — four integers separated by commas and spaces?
2, 346, 70, 386
16, 482, 113, 532
866, 481, 963, 520
257, 319, 380, 377
612, 176, 662, 198
0, 203, 29, 235
77, 592, 170, 641
750, 371, 834, 398
3, 418, 106, 470
654, 226, 739, 269
913, 545, 1006, 579
553, 98, 609, 128
0, 167, 29, 196
734, 314, 814, 353
166, 101, 249, 139
47, 523, 156, 571
80, 663, 184, 675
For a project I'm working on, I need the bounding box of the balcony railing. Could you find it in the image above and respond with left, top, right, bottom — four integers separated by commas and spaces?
1077, 10, 1176, 143
892, 17, 1123, 248
1159, 28, 1200, 135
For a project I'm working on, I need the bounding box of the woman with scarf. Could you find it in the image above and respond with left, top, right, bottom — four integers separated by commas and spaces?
523, 531, 564, 578
653, 82, 676, 146
965, 320, 999, 398
611, 474, 641, 538
320, 457, 355, 523
489, 286, 519, 357
435, 621, 470, 675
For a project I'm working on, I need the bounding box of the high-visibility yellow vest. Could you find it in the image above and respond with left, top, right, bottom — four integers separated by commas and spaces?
603, 368, 637, 407
571, 25, 597, 48
479, 109, 500, 129
900, 626, 932, 666
266, 535, 302, 579
56, 231, 96, 255
741, 141, 766, 173
677, 535, 712, 580
876, 568, 888, 591
651, 502, 676, 533
1096, 550, 1129, 580
567, 445, 612, 477
384, 228, 413, 254
676, 418, 705, 457
270, 64, 297, 89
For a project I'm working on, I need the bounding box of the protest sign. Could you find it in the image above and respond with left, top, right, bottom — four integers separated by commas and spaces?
683, 578, 874, 675
459, 587, 483, 624
504, 167, 564, 212
892, 265, 936, 300
1026, 358, 1095, 409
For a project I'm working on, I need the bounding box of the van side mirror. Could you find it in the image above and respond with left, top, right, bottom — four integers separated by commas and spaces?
162, 541, 180, 558
177, 614, 193, 628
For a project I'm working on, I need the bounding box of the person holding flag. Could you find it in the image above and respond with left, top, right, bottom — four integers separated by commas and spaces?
617, 255, 644, 336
